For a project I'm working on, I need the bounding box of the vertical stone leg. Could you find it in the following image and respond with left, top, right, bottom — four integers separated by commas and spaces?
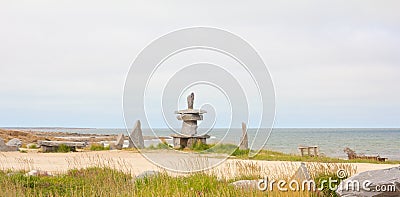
314, 147, 318, 157
307, 148, 311, 156
173, 138, 180, 149
300, 148, 304, 157
181, 138, 188, 148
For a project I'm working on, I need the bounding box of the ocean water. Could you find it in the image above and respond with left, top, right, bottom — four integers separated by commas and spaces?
18, 128, 400, 160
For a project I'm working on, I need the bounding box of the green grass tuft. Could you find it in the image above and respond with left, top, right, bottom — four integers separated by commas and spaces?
147, 142, 172, 150
57, 144, 72, 153
27, 144, 38, 149
89, 144, 110, 151
191, 141, 212, 151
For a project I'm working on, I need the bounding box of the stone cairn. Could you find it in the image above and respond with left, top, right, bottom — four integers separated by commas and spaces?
172, 92, 210, 149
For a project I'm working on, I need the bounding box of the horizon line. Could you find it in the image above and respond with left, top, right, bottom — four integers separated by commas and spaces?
2, 127, 400, 129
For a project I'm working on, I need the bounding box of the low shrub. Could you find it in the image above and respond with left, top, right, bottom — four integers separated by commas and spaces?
90, 144, 110, 151
191, 141, 212, 151
232, 148, 250, 156
57, 144, 71, 153
157, 142, 171, 149
27, 144, 37, 149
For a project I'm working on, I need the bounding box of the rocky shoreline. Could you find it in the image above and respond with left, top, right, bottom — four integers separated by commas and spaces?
0, 129, 165, 146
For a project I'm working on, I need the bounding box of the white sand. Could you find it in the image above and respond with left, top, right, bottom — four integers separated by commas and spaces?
0, 150, 397, 178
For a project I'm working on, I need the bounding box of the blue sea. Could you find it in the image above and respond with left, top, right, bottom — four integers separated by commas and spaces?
16, 128, 400, 160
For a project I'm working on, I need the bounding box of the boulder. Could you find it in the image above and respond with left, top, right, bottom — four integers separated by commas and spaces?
230, 180, 259, 189
135, 170, 160, 179
26, 170, 51, 176
6, 138, 22, 148
336, 166, 400, 197
128, 120, 144, 149
0, 137, 18, 152
291, 162, 311, 181
111, 133, 124, 150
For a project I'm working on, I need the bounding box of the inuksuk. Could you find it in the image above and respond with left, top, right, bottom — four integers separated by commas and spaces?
171, 92, 210, 149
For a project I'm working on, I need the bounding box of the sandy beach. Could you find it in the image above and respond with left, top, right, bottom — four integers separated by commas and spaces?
1, 150, 397, 178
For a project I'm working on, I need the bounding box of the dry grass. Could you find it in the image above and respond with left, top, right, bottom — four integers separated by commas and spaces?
0, 153, 356, 196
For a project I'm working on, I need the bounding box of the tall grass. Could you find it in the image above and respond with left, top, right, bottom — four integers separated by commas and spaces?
0, 166, 267, 196
0, 143, 373, 196
0, 154, 357, 196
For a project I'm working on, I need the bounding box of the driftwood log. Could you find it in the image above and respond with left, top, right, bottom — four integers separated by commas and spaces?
343, 147, 387, 162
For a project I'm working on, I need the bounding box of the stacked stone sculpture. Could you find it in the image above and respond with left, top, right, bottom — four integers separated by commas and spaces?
172, 92, 210, 149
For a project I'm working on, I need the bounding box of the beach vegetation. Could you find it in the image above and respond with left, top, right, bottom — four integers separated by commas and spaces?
0, 160, 356, 196
200, 144, 400, 164
147, 144, 156, 149
191, 140, 212, 151
56, 144, 72, 153
27, 144, 38, 149
147, 142, 172, 150
89, 143, 110, 151
175, 142, 399, 164
157, 141, 171, 149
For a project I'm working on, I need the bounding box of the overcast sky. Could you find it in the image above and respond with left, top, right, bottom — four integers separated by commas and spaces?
0, 1, 399, 128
